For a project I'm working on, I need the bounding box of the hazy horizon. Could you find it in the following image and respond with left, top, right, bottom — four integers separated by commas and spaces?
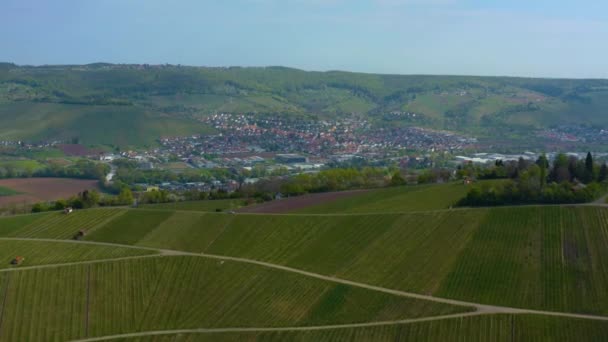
4, 61, 608, 81
2, 0, 608, 79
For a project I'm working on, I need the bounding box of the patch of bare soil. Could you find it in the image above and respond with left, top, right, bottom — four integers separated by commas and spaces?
0, 178, 99, 206
237, 190, 369, 213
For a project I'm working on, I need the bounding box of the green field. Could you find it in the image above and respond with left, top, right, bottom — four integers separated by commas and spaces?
0, 159, 45, 172
0, 239, 156, 269
110, 315, 608, 342
0, 186, 19, 197
0, 101, 214, 147
0, 199, 607, 339
297, 182, 472, 213
0, 208, 126, 239
68, 206, 608, 315
0, 256, 468, 341
138, 199, 246, 212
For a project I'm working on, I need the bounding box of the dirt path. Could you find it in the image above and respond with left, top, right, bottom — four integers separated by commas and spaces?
592, 193, 608, 204
70, 312, 486, 342
2, 237, 608, 325
135, 201, 608, 218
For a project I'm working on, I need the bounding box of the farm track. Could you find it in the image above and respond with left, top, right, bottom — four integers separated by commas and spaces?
2, 237, 608, 326
69, 311, 486, 342
134, 201, 608, 217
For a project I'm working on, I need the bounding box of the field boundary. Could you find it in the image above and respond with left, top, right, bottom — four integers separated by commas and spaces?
0, 273, 10, 340
69, 311, 486, 342
0, 253, 164, 273
134, 201, 608, 216
85, 265, 91, 337
85, 209, 128, 236
2, 237, 608, 324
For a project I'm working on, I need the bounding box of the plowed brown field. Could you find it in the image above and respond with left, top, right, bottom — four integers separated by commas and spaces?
0, 178, 99, 206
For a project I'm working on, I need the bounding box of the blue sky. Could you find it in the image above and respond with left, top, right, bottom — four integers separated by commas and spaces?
1, 0, 607, 78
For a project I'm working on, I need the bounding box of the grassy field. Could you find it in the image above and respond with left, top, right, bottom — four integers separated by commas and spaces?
296, 182, 472, 213
0, 159, 44, 172
138, 199, 246, 212
0, 256, 469, 341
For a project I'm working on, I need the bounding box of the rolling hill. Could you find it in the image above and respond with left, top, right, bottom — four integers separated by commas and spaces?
2, 62, 608, 147
1, 195, 608, 340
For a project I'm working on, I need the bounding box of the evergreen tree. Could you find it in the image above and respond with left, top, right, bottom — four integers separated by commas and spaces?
536, 154, 549, 188
584, 152, 594, 183
600, 163, 608, 182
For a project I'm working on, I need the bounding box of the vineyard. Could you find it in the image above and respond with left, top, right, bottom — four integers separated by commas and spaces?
138, 199, 245, 212
0, 208, 126, 239
106, 315, 608, 342
68, 206, 608, 315
0, 256, 467, 341
0, 240, 155, 269
0, 202, 607, 340
295, 182, 475, 213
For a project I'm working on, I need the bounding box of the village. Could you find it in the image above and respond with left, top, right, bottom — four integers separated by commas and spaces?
6, 116, 608, 195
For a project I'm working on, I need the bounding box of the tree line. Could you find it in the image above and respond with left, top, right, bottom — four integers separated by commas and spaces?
458, 153, 608, 206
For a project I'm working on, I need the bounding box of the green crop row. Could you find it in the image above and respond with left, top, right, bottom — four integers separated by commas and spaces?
0, 208, 126, 239
0, 256, 469, 341
76, 206, 608, 315
108, 314, 608, 342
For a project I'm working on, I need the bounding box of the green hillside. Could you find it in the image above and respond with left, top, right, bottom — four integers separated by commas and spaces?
296, 182, 472, 213
59, 206, 608, 315
2, 63, 608, 146
1, 200, 608, 339
138, 198, 245, 212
